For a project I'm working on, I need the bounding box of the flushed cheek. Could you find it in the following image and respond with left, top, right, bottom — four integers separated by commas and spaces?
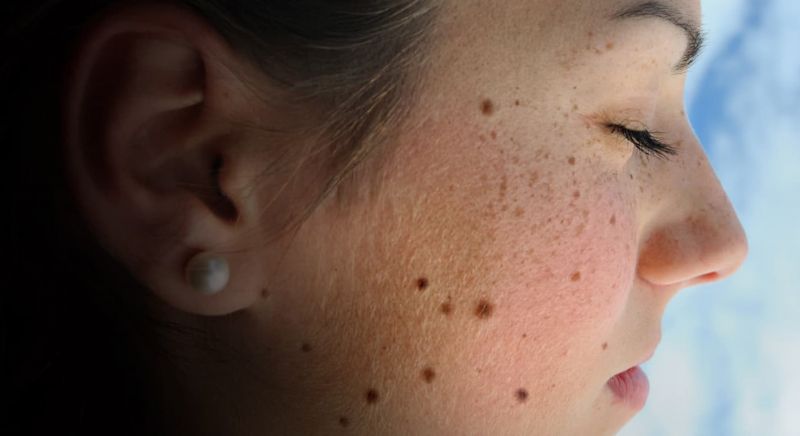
454, 148, 637, 408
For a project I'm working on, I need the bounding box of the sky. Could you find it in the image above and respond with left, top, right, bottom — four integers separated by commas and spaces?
620, 0, 800, 435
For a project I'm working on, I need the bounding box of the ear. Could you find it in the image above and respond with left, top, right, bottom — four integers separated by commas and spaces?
62, 2, 293, 316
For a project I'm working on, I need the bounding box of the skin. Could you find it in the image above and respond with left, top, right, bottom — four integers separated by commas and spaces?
63, 0, 748, 435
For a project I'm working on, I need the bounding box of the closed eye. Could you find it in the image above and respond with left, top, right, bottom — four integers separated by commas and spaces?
607, 123, 678, 160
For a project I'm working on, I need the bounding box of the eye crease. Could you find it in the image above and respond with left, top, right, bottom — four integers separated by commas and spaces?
606, 123, 679, 160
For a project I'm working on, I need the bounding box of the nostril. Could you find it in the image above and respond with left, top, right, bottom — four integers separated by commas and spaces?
703, 272, 719, 280
699, 271, 720, 283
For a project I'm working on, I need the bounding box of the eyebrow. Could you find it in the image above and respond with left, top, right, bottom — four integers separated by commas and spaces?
612, 1, 705, 74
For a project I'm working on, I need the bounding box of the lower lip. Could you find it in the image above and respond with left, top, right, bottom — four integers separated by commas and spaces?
607, 366, 649, 410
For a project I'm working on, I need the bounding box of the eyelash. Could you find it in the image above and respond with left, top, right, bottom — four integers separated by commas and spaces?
607, 123, 678, 160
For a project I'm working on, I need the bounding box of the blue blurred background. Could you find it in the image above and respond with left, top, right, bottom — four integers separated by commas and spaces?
620, 0, 800, 435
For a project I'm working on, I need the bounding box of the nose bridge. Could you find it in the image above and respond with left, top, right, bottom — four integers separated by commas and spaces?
637, 144, 749, 290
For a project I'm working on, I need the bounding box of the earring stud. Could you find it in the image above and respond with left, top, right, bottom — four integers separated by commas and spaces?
185, 252, 230, 295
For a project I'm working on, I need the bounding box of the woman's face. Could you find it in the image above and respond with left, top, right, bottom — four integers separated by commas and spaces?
222, 0, 747, 434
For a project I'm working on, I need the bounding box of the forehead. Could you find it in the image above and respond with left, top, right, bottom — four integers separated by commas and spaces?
431, 0, 695, 83
442, 0, 700, 36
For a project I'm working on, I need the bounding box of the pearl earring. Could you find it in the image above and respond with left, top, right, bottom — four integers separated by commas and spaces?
185, 252, 230, 295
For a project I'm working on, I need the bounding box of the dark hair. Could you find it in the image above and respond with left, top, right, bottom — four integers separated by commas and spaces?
3, 1, 438, 434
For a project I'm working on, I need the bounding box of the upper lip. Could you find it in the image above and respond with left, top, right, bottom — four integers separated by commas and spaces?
635, 332, 661, 367
637, 347, 657, 367
614, 332, 661, 376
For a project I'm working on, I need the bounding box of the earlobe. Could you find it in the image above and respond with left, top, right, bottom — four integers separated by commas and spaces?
62, 3, 264, 316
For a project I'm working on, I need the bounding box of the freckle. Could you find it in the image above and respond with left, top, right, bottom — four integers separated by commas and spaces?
475, 299, 494, 319
570, 271, 581, 282
594, 48, 603, 55
522, 333, 528, 339
339, 417, 350, 427
568, 156, 576, 165
514, 207, 525, 218
261, 288, 270, 299
572, 104, 579, 111
491, 130, 497, 140
606, 41, 615, 50
512, 156, 520, 164
587, 31, 594, 37
416, 277, 429, 291
551, 383, 556, 389
610, 215, 616, 225
301, 342, 312, 352
440, 302, 453, 315
602, 342, 609, 351
365, 389, 379, 404
572, 190, 581, 199
481, 99, 494, 116
479, 134, 487, 142
421, 367, 436, 383
514, 99, 520, 106
516, 389, 529, 403
629, 174, 634, 180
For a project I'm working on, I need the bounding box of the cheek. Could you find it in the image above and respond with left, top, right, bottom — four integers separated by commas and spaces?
432, 125, 638, 405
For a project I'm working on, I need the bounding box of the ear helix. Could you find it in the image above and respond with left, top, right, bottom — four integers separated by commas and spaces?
185, 251, 229, 295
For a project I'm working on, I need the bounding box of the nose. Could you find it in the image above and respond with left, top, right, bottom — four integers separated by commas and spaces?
636, 151, 749, 293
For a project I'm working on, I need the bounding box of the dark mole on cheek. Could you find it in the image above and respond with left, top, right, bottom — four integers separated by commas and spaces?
416, 277, 429, 291
339, 417, 350, 427
301, 343, 312, 353
481, 99, 495, 116
568, 156, 576, 166
365, 389, 379, 404
602, 342, 609, 351
422, 367, 436, 383
514, 99, 521, 106
515, 389, 529, 403
440, 302, 453, 315
475, 299, 495, 319
570, 271, 581, 282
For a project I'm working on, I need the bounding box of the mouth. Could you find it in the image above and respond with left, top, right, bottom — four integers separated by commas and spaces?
607, 365, 650, 410
606, 349, 656, 410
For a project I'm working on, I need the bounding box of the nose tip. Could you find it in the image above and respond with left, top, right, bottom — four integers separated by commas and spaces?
688, 233, 749, 287
637, 209, 749, 290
